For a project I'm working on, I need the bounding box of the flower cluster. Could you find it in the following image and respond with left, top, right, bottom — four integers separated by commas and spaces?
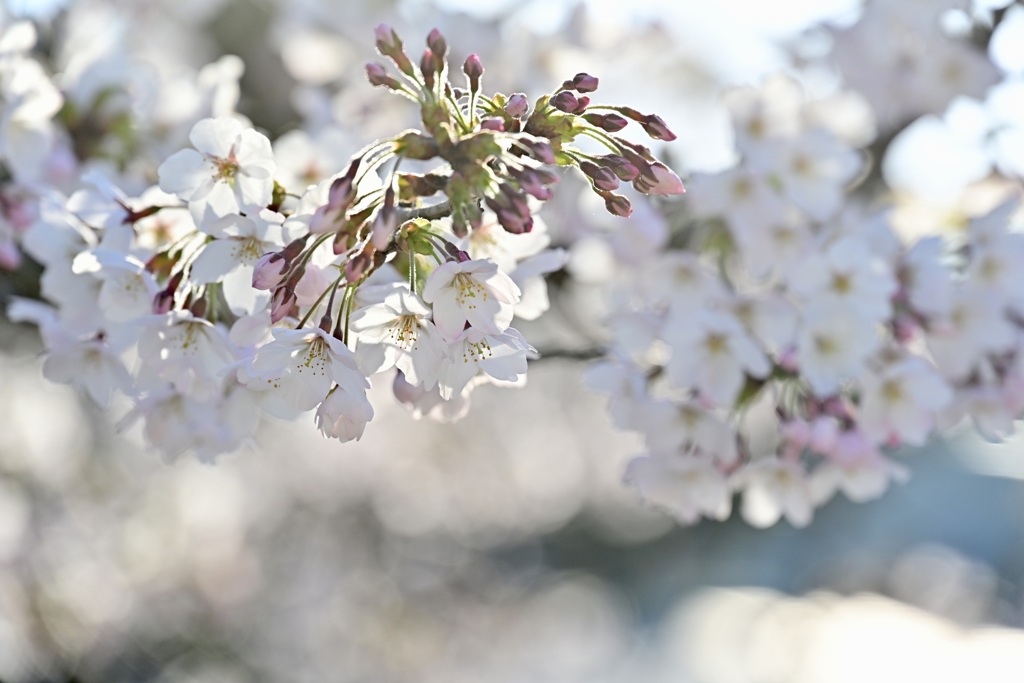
591, 62, 1024, 527
6, 25, 683, 461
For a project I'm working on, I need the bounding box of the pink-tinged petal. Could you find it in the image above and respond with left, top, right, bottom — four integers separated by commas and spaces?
189, 117, 242, 157
431, 294, 467, 342
646, 164, 686, 196
158, 149, 208, 198
190, 238, 240, 284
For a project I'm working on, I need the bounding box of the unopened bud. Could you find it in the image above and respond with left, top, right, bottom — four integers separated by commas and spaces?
373, 23, 416, 76
602, 192, 632, 218
549, 91, 579, 113
270, 286, 296, 323
346, 248, 373, 282
640, 114, 677, 141
420, 49, 436, 89
571, 72, 599, 93
480, 117, 505, 132
505, 93, 529, 118
518, 138, 555, 164
371, 188, 397, 250
365, 62, 402, 90
463, 53, 484, 91
426, 28, 447, 59
374, 23, 401, 54
601, 155, 640, 181
152, 289, 175, 315
252, 253, 289, 290
583, 112, 628, 133
514, 167, 558, 201
580, 161, 620, 192
634, 161, 685, 196
572, 96, 590, 114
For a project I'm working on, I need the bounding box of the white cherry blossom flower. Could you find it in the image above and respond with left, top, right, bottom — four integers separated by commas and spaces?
136, 311, 238, 400
157, 116, 276, 228
732, 457, 814, 528
42, 335, 132, 407
315, 385, 374, 442
625, 454, 732, 524
246, 327, 368, 419
635, 399, 738, 464
772, 128, 862, 220
664, 309, 770, 407
437, 327, 533, 400
349, 286, 447, 389
900, 236, 953, 318
810, 430, 909, 505
796, 305, 879, 396
71, 248, 158, 322
926, 286, 1016, 381
788, 236, 897, 322
858, 355, 952, 446
421, 258, 520, 342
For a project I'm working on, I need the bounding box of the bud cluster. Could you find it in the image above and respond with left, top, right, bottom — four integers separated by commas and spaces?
7, 26, 683, 462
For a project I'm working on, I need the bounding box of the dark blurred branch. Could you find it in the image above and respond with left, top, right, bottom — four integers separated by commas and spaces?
531, 346, 605, 362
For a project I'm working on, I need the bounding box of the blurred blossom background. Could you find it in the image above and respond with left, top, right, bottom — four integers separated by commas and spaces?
3, 0, 1024, 681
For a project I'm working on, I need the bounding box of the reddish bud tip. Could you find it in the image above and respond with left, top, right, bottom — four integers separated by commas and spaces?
426, 28, 447, 58
603, 193, 632, 218
252, 253, 289, 290
480, 117, 505, 132
505, 93, 529, 118
583, 112, 628, 133
641, 114, 677, 141
571, 72, 599, 93
549, 91, 578, 113
463, 53, 484, 90
365, 62, 400, 89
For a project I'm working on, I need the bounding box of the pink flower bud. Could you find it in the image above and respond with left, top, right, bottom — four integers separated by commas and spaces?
375, 24, 400, 53
602, 193, 632, 218
365, 62, 400, 89
505, 93, 529, 118
420, 49, 437, 88
270, 286, 296, 323
480, 117, 505, 132
426, 28, 447, 58
152, 289, 174, 315
549, 91, 578, 113
346, 249, 372, 282
640, 114, 677, 141
519, 139, 555, 164
252, 253, 289, 290
580, 161, 620, 192
463, 53, 484, 90
634, 161, 685, 196
583, 112, 628, 133
601, 155, 640, 181
571, 72, 599, 93
371, 192, 397, 251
